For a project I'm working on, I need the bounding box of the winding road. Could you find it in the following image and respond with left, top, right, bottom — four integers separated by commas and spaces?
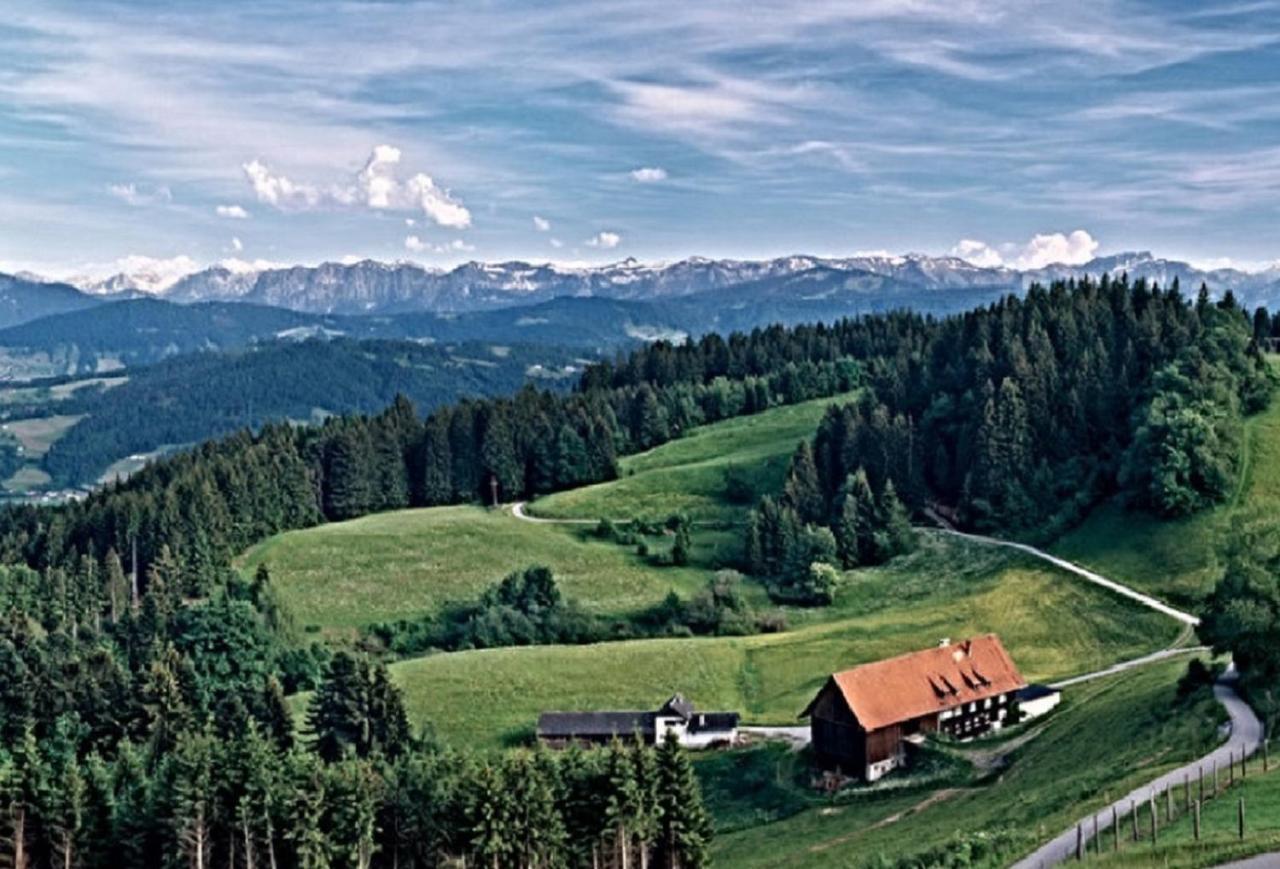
509, 500, 1258, 867
1011, 669, 1263, 869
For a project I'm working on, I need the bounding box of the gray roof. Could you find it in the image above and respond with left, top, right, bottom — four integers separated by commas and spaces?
537, 711, 653, 739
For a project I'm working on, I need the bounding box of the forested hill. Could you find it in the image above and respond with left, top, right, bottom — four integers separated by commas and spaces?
42, 337, 583, 486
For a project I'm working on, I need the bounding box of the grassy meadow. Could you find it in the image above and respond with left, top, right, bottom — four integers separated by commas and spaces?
377, 532, 1179, 749
708, 657, 1226, 868
529, 391, 857, 522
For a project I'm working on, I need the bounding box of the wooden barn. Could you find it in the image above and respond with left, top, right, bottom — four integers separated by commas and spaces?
801, 634, 1027, 781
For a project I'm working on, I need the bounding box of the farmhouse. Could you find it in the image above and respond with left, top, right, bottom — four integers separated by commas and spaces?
537, 694, 739, 749
801, 634, 1027, 781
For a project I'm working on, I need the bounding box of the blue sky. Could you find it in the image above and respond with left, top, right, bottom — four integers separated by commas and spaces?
3, 0, 1280, 279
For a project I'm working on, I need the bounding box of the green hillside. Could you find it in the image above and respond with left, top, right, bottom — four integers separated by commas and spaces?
241, 505, 731, 634
376, 532, 1178, 749
1051, 373, 1280, 608
709, 657, 1223, 868
528, 391, 858, 522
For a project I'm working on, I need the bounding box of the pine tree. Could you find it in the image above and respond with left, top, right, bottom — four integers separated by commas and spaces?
782, 441, 824, 524
653, 735, 710, 869
169, 731, 216, 869
420, 413, 453, 505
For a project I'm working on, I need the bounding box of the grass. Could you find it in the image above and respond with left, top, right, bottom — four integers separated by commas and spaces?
529, 392, 857, 523
376, 533, 1179, 750
709, 657, 1226, 868
243, 505, 727, 634
1, 414, 82, 457
1051, 366, 1280, 608
1082, 739, 1280, 867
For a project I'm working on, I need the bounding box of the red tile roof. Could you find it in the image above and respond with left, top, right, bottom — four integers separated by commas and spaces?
805, 634, 1027, 731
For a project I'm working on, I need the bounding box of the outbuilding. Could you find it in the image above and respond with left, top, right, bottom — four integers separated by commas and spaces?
801, 634, 1027, 781
537, 694, 739, 749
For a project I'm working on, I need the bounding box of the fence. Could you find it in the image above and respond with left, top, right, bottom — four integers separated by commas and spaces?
1073, 738, 1280, 862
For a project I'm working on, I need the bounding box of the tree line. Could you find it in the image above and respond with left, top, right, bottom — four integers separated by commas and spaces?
740, 278, 1273, 603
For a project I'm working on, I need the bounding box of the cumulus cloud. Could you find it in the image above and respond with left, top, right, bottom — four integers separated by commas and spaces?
1016, 230, 1099, 269
950, 230, 1099, 269
231, 236, 243, 252
950, 239, 1003, 268
108, 183, 172, 206
216, 204, 249, 219
405, 235, 474, 255
630, 166, 668, 182
586, 231, 621, 249
549, 238, 564, 249
243, 146, 470, 228
533, 215, 551, 231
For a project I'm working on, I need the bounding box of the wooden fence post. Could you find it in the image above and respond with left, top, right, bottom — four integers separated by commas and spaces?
1242, 745, 1248, 778
1184, 771, 1191, 812
1199, 765, 1205, 803
1113, 805, 1119, 852
1231, 750, 1236, 786
1166, 786, 1173, 822
1214, 760, 1220, 795
1150, 796, 1158, 844
1076, 823, 1083, 861
1239, 797, 1246, 840
1132, 800, 1139, 842
1194, 800, 1201, 842
1093, 814, 1100, 855
1265, 738, 1270, 773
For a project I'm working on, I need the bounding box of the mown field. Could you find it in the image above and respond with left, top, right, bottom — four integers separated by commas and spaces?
242, 505, 733, 634
529, 391, 857, 522
708, 658, 1225, 868
1051, 366, 1280, 608
379, 533, 1179, 750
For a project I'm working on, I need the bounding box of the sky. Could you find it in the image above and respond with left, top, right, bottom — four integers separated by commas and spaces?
3, 0, 1280, 281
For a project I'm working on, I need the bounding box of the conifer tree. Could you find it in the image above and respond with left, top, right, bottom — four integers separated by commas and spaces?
782, 441, 824, 524
653, 735, 710, 869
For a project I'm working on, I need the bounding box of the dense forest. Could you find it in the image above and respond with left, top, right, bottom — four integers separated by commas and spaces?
41, 338, 585, 486
0, 276, 1274, 866
738, 279, 1273, 602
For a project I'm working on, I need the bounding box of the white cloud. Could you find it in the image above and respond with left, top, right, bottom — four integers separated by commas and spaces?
231, 236, 243, 252
242, 159, 322, 208
1015, 230, 1099, 269
950, 239, 1004, 268
219, 257, 278, 274
549, 238, 564, 249
216, 204, 250, 219
533, 215, 551, 231
405, 217, 416, 226
586, 231, 621, 249
951, 230, 1099, 269
243, 146, 471, 227
630, 166, 668, 182
108, 182, 171, 206
405, 235, 474, 255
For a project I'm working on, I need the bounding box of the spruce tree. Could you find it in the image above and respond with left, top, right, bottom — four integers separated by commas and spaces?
654, 735, 710, 869
782, 441, 824, 524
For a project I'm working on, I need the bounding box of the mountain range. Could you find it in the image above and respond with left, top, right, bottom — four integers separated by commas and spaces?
4, 249, 1280, 379
24, 250, 1280, 319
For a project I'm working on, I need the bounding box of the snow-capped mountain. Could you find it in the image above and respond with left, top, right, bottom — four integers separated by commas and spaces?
32, 250, 1280, 317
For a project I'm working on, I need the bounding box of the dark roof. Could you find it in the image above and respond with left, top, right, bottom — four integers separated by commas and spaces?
802, 635, 1028, 729
688, 712, 740, 732
660, 693, 695, 720
537, 698, 740, 739
1016, 684, 1060, 701
537, 711, 653, 739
